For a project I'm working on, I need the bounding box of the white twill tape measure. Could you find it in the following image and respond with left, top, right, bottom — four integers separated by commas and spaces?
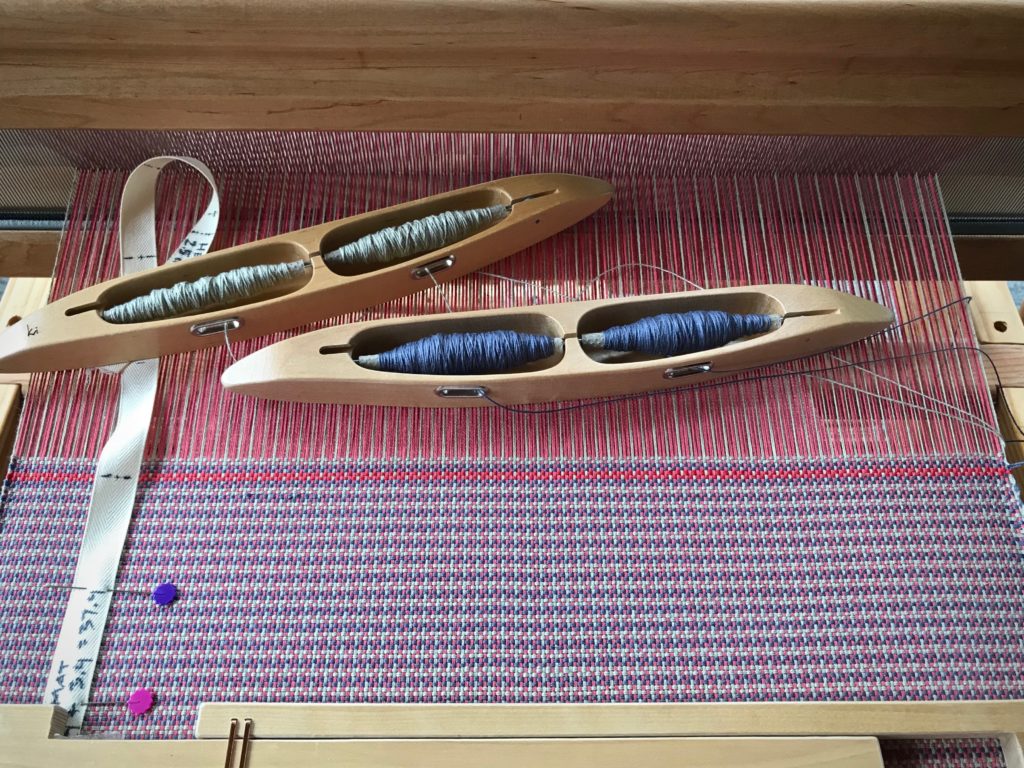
44, 157, 220, 730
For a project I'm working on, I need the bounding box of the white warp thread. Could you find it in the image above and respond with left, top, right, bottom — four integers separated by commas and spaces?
324, 204, 508, 267
101, 260, 306, 324
44, 157, 220, 731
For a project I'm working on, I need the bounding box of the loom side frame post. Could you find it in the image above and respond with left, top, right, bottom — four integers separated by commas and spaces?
963, 280, 1024, 345
1003, 733, 1024, 768
0, 276, 51, 478
0, 232, 60, 279
962, 277, 1024, 491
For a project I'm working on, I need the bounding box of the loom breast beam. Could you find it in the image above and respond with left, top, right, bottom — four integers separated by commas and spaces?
221, 284, 894, 408
0, 174, 612, 373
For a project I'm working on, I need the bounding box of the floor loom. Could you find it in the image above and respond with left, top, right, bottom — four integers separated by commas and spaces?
2, 2, 1024, 767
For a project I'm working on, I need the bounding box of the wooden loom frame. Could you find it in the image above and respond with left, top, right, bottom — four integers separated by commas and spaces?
3, 0, 1024, 764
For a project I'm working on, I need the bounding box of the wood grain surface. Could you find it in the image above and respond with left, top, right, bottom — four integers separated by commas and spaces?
2, 1, 1024, 134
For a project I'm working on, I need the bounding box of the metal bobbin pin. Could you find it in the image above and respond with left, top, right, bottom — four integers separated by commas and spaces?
86, 687, 156, 716
43, 581, 179, 606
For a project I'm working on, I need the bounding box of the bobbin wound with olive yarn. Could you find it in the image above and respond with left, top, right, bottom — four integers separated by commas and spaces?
3, 173, 612, 374
102, 206, 509, 324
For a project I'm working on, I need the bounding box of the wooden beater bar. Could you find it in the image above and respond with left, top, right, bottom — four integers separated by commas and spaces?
2, 1, 1024, 135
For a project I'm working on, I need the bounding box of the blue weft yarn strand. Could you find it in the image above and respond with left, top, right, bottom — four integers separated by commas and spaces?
583, 310, 779, 357
357, 331, 561, 375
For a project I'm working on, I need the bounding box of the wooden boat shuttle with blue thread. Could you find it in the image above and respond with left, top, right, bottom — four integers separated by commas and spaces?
221, 285, 895, 407
0, 174, 612, 372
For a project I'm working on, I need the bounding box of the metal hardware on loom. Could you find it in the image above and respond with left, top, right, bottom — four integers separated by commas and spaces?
0, 174, 613, 372
224, 718, 254, 768
435, 386, 489, 399
192, 318, 243, 337
664, 362, 714, 379
411, 254, 457, 279
83, 688, 156, 717
220, 284, 895, 407
42, 581, 178, 606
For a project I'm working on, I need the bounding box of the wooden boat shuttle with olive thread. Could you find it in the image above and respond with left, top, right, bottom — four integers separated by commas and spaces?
221, 285, 895, 408
0, 174, 612, 373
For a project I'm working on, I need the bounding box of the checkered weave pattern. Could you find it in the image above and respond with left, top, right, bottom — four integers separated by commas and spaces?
2, 455, 1023, 739
881, 740, 1008, 768
0, 136, 1020, 766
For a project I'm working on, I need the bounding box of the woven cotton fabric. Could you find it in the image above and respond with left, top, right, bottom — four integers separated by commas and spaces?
0, 136, 1020, 766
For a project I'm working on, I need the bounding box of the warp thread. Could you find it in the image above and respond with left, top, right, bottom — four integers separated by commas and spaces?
581, 310, 781, 357
323, 205, 508, 268
101, 261, 307, 324
357, 331, 562, 375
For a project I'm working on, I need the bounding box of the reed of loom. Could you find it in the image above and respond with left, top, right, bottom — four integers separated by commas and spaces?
3, 0, 1024, 766
0, 174, 612, 372
221, 285, 894, 407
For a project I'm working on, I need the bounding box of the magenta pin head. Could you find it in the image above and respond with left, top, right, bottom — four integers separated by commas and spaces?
151, 582, 178, 606
127, 687, 155, 715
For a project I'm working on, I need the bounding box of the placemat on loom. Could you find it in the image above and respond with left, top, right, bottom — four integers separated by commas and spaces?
0, 145, 1021, 768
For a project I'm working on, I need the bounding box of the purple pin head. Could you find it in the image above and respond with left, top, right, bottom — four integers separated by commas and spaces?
151, 582, 178, 606
127, 687, 155, 716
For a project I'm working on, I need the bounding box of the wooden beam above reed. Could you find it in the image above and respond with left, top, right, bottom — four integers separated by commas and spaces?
1, 1, 1024, 134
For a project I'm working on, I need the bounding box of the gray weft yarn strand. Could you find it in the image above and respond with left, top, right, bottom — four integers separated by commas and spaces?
101, 261, 307, 324
323, 205, 509, 268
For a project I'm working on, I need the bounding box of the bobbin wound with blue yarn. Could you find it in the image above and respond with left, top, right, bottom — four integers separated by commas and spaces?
222, 285, 893, 407
581, 310, 782, 357
356, 331, 563, 375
